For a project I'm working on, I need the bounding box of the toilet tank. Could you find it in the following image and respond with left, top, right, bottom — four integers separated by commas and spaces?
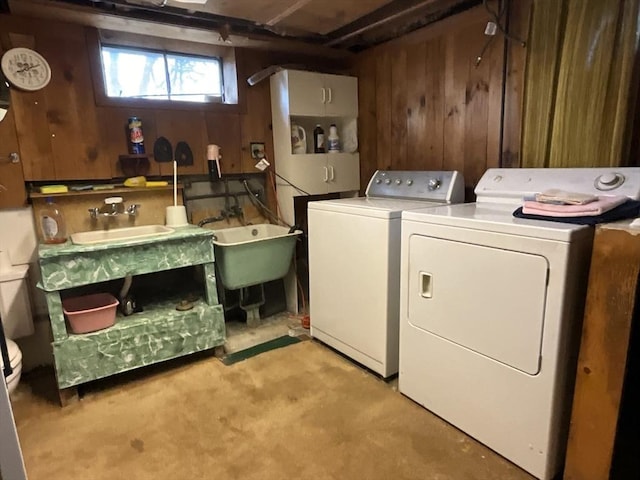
0, 265, 34, 339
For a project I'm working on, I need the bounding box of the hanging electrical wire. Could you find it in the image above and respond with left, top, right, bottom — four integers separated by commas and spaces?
243, 179, 290, 227
272, 171, 311, 196
475, 0, 526, 67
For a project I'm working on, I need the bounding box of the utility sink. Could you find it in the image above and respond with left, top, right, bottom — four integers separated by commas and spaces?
70, 225, 175, 245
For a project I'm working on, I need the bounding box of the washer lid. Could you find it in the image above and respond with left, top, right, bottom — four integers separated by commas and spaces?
402, 203, 591, 241
308, 197, 445, 219
0, 338, 20, 367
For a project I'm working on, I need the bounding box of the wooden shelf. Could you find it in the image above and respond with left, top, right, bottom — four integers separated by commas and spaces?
30, 184, 182, 199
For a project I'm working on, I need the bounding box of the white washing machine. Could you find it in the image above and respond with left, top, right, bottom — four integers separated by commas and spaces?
399, 167, 640, 480
308, 170, 464, 377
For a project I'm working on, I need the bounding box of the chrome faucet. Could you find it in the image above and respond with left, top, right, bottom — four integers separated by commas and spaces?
89, 197, 140, 219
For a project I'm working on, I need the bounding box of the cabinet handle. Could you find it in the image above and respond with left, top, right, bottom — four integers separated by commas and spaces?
327, 87, 332, 103
323, 166, 329, 182
322, 87, 326, 104
329, 165, 335, 181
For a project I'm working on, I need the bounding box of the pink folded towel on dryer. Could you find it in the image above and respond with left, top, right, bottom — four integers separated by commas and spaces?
522, 195, 629, 217
534, 189, 598, 205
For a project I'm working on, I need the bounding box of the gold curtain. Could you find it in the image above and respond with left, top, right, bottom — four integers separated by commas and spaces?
520, 0, 640, 168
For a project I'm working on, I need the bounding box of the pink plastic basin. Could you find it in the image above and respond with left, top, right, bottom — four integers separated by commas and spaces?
62, 293, 119, 334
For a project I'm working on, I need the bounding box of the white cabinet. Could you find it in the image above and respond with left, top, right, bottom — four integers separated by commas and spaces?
270, 69, 360, 224
276, 152, 360, 195
270, 69, 360, 314
286, 70, 358, 117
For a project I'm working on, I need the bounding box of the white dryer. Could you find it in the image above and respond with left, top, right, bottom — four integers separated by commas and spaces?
399, 167, 640, 480
308, 170, 464, 378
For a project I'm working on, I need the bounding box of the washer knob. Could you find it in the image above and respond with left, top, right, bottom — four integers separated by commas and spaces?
406, 179, 413, 186
428, 178, 441, 190
385, 178, 391, 185
375, 179, 382, 184
396, 179, 402, 185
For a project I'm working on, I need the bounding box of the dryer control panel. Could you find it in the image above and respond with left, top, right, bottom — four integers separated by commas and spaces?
475, 167, 640, 204
366, 170, 465, 203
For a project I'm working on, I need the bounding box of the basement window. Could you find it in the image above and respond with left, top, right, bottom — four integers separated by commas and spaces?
100, 45, 224, 103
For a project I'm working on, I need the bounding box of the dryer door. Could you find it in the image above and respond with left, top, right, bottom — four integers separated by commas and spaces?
407, 235, 548, 375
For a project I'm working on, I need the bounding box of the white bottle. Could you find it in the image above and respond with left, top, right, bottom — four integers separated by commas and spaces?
327, 124, 340, 153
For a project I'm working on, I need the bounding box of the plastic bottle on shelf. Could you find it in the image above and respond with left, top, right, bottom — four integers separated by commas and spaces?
327, 124, 340, 153
313, 124, 325, 153
39, 197, 68, 244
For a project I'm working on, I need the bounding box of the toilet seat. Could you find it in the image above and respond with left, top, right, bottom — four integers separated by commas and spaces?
1, 339, 22, 395
0, 338, 20, 366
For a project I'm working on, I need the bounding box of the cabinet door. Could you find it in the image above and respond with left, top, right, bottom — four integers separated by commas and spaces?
327, 153, 360, 193
281, 153, 329, 195
324, 74, 358, 117
287, 70, 326, 116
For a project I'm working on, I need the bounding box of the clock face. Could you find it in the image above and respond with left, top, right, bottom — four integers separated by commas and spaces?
1, 48, 51, 92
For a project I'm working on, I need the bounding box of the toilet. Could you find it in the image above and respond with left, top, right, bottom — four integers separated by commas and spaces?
0, 254, 34, 396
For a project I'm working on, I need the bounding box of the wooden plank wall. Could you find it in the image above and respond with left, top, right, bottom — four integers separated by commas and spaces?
0, 14, 285, 183
352, 6, 510, 198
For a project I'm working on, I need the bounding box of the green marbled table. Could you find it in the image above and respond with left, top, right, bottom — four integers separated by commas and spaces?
38, 225, 225, 398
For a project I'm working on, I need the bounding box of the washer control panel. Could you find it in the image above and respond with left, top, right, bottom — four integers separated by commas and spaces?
366, 170, 464, 203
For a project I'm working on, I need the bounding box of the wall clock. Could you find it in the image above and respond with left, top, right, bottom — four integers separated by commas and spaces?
1, 47, 51, 92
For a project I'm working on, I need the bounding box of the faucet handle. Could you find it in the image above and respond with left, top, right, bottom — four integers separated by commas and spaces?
126, 204, 141, 216
88, 207, 99, 219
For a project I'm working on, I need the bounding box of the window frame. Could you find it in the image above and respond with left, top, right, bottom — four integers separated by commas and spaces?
86, 28, 243, 114
100, 44, 225, 104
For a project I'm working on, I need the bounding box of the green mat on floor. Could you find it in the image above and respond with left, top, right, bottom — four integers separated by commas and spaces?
221, 335, 302, 366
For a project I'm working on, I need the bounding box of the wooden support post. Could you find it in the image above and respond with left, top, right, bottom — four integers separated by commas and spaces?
564, 222, 640, 479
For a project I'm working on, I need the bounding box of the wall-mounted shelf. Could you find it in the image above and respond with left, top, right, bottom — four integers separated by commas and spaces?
29, 184, 182, 199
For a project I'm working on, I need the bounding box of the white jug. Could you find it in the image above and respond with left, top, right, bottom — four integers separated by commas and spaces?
291, 124, 307, 154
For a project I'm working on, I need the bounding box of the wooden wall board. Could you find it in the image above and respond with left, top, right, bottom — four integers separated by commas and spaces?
0, 107, 27, 208
238, 49, 276, 174
31, 25, 108, 180
96, 106, 160, 178
351, 5, 508, 198
423, 38, 446, 170
155, 110, 208, 177
205, 112, 242, 174
374, 50, 392, 172
501, 0, 532, 169
390, 49, 408, 171
442, 28, 469, 183
354, 51, 377, 195
8, 86, 55, 181
405, 42, 429, 171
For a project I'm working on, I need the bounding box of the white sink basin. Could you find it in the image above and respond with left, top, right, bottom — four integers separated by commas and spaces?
71, 225, 175, 245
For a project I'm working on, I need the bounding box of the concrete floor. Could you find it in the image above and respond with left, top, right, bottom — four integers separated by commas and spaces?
8, 314, 536, 480
11, 340, 536, 480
